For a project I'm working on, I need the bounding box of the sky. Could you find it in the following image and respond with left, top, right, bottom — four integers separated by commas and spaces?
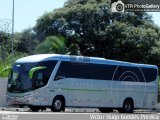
0, 0, 67, 32
0, 0, 160, 32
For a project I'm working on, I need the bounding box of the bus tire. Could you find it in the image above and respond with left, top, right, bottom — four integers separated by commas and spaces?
29, 106, 40, 112
51, 96, 65, 112
98, 108, 113, 113
118, 99, 134, 113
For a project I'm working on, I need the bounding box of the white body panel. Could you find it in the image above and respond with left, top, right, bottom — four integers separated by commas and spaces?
6, 54, 158, 109
44, 78, 157, 109
7, 80, 158, 109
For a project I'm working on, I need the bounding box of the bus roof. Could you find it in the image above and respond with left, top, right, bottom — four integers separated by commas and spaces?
15, 54, 158, 69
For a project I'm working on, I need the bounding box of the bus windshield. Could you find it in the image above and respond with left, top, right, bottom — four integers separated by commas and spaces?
7, 60, 57, 93
7, 63, 36, 93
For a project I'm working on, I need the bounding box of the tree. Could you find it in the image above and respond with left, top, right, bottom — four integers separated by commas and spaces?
35, 36, 67, 54
15, 28, 37, 54
100, 21, 160, 63
148, 41, 160, 64
67, 43, 81, 55
0, 19, 11, 63
35, 35, 82, 55
34, 0, 160, 65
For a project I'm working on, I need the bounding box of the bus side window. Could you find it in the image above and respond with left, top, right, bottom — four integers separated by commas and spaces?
35, 72, 44, 88
43, 75, 49, 84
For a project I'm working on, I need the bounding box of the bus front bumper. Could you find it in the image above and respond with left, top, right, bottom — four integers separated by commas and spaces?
6, 93, 34, 106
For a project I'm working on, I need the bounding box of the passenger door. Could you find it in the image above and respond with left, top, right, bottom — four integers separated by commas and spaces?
33, 60, 59, 106
33, 72, 45, 105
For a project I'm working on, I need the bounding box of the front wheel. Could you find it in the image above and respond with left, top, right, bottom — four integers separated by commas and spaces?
51, 97, 65, 112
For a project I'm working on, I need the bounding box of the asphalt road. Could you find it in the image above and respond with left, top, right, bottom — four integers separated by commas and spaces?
0, 109, 160, 120
0, 107, 159, 113
0, 108, 160, 120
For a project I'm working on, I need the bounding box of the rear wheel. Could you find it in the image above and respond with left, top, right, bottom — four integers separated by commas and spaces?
29, 106, 40, 112
118, 99, 134, 113
51, 97, 65, 112
98, 108, 113, 113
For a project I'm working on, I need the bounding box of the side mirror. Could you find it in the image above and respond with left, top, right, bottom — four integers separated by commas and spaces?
29, 66, 46, 79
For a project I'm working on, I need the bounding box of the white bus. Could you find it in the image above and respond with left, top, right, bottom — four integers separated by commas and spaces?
6, 54, 158, 113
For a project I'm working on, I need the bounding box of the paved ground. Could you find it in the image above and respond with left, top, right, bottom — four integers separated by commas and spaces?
0, 109, 160, 120
1, 104, 160, 120
0, 107, 160, 113
0, 78, 7, 107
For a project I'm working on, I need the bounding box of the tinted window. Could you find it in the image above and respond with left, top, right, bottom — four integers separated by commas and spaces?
34, 72, 44, 88
33, 60, 57, 89
141, 67, 157, 82
56, 61, 157, 82
119, 66, 145, 82
115, 66, 157, 82
56, 61, 117, 80
38, 60, 57, 80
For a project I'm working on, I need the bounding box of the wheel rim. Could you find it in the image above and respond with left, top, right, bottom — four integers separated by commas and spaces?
54, 100, 62, 110
124, 102, 131, 111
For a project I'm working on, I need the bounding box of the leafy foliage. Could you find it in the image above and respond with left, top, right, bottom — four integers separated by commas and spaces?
35, 36, 67, 54
0, 52, 27, 77
35, 36, 81, 55
1, 0, 160, 77
15, 28, 37, 54
34, 0, 160, 65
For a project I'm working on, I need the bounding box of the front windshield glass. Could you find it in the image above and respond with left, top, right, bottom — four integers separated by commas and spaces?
7, 63, 36, 93
7, 60, 58, 93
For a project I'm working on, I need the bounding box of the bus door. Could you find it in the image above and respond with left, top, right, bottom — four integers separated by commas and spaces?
33, 71, 45, 105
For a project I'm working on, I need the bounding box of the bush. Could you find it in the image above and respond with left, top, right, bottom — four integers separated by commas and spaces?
0, 62, 10, 77
0, 52, 28, 77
